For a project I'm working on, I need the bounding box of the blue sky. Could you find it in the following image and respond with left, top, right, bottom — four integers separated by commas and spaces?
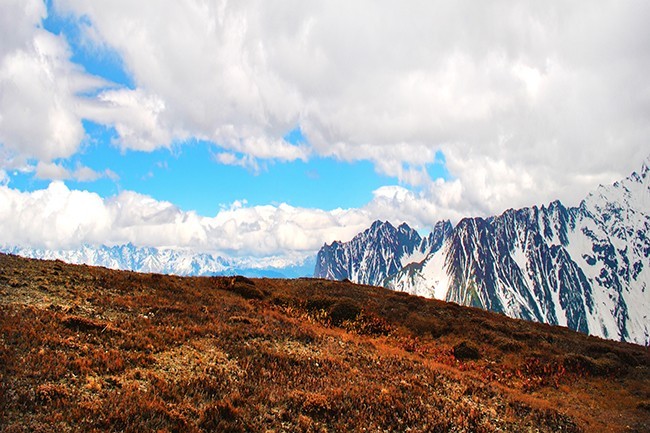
0, 1, 647, 259
7, 2, 449, 216
42, 0, 134, 89
11, 125, 447, 215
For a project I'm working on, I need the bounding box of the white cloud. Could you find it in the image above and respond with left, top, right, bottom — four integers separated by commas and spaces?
0, 0, 115, 167
0, 151, 643, 260
34, 161, 110, 183
45, 0, 649, 216
0, 182, 372, 257
104, 169, 119, 181
35, 161, 70, 180
1, 0, 313, 171
0, 178, 481, 259
364, 182, 468, 229
1, 0, 649, 230
214, 152, 258, 172
0, 0, 47, 59
72, 165, 103, 182
85, 88, 176, 152
0, 27, 98, 162
0, 182, 112, 249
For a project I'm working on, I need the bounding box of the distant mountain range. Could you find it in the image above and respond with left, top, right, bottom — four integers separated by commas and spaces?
315, 163, 650, 345
0, 243, 315, 279
4, 163, 648, 345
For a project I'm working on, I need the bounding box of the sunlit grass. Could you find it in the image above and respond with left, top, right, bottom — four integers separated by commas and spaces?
1, 253, 648, 432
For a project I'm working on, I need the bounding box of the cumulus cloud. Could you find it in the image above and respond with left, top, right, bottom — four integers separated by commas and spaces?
1, 0, 312, 171
0, 177, 501, 259
0, 0, 47, 59
73, 165, 103, 182
83, 88, 177, 152
0, 182, 112, 249
0, 178, 466, 258
0, 182, 373, 257
1, 0, 649, 247
214, 152, 259, 172
35, 161, 70, 181
45, 0, 649, 216
34, 161, 111, 182
0, 0, 113, 168
0, 151, 642, 259
0, 26, 99, 162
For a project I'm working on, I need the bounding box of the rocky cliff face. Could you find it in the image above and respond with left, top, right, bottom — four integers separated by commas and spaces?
315, 164, 650, 345
314, 220, 452, 287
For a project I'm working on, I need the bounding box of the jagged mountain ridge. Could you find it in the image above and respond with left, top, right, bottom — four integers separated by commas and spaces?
314, 220, 452, 286
315, 163, 650, 345
0, 243, 315, 279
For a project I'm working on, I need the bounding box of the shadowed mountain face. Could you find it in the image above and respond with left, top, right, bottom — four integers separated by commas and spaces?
314, 220, 452, 287
313, 220, 416, 286
315, 163, 650, 345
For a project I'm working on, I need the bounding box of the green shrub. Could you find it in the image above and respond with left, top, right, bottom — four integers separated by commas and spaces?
305, 296, 336, 312
229, 283, 264, 300
453, 341, 481, 360
406, 312, 448, 338
329, 301, 361, 326
562, 353, 623, 376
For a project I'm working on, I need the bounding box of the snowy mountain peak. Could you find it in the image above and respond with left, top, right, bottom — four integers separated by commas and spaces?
316, 163, 650, 345
314, 220, 443, 287
2, 243, 316, 279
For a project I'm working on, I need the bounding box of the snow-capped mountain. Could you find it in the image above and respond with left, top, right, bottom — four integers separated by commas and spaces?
1, 243, 315, 279
315, 163, 650, 345
314, 220, 452, 286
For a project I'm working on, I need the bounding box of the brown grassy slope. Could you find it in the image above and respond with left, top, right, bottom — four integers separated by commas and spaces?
0, 253, 648, 433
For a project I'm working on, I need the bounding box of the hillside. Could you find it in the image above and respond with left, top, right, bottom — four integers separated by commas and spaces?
1, 253, 649, 432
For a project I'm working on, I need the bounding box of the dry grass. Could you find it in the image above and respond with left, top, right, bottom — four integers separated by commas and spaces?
0, 253, 648, 432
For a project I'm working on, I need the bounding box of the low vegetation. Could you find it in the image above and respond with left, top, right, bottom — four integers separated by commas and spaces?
0, 253, 648, 432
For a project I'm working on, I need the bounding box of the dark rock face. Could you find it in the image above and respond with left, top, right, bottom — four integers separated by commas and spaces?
314, 220, 452, 287
315, 163, 650, 345
442, 203, 596, 335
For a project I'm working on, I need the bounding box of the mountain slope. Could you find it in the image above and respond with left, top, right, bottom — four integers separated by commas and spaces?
316, 163, 650, 345
1, 253, 649, 432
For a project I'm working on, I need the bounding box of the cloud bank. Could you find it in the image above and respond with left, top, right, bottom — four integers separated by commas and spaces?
53, 1, 650, 204
0, 0, 649, 257
0, 182, 381, 257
